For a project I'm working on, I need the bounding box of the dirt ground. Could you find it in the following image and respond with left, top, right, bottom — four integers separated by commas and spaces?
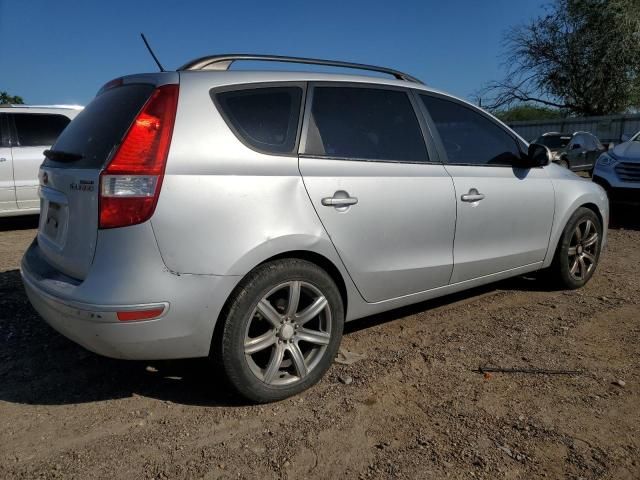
0, 210, 638, 480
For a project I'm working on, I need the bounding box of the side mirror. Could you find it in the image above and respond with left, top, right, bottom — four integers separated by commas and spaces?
571, 143, 582, 150
621, 133, 630, 142
526, 143, 552, 167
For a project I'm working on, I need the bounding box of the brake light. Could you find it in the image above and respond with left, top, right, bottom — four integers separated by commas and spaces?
99, 84, 179, 229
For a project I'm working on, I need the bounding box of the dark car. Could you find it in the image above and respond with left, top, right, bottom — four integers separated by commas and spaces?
533, 131, 606, 173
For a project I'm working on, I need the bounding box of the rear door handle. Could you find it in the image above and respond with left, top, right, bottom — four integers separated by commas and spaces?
321, 197, 358, 207
321, 191, 358, 208
461, 188, 485, 202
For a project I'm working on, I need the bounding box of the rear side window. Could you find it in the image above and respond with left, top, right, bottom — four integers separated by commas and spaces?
216, 87, 302, 154
421, 95, 521, 166
12, 113, 70, 147
305, 86, 428, 162
45, 84, 155, 169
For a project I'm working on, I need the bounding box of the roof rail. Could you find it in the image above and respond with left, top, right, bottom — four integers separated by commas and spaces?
2, 104, 84, 110
178, 54, 423, 84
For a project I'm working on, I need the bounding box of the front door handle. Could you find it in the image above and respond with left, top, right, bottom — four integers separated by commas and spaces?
461, 188, 485, 202
321, 191, 358, 208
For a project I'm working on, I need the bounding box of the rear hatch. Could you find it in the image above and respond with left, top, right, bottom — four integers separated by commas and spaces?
37, 78, 166, 280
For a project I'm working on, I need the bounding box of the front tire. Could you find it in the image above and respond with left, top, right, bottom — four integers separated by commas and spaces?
549, 207, 602, 289
216, 259, 344, 403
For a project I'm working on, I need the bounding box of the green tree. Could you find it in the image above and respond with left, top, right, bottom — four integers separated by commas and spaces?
0, 91, 25, 105
495, 105, 564, 122
478, 0, 640, 116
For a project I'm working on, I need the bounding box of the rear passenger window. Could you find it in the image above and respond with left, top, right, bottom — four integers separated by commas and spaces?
421, 95, 521, 166
216, 87, 302, 154
12, 113, 70, 146
305, 86, 428, 162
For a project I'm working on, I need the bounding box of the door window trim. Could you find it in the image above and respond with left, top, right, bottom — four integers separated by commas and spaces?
299, 81, 442, 165
415, 90, 532, 168
210, 81, 307, 157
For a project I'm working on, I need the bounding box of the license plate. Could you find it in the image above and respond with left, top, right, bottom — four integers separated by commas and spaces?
38, 187, 69, 249
43, 202, 61, 239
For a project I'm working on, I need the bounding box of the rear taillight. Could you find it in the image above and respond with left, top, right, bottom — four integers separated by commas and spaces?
99, 84, 179, 229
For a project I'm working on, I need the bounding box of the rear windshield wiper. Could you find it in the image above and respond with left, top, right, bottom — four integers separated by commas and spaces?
43, 149, 84, 162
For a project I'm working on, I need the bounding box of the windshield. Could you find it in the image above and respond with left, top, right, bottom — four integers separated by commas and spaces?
631, 131, 640, 142
535, 135, 571, 149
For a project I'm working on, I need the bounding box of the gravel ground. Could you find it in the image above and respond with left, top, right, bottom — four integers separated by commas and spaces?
0, 210, 638, 480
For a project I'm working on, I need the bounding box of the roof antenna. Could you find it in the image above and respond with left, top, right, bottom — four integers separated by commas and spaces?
140, 33, 165, 72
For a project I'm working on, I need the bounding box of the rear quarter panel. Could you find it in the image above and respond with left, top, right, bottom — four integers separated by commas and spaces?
150, 73, 354, 284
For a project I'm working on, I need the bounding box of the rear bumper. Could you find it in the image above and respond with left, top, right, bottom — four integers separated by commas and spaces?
20, 230, 240, 360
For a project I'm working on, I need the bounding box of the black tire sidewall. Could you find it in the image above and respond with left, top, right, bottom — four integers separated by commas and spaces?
555, 207, 602, 289
219, 259, 344, 403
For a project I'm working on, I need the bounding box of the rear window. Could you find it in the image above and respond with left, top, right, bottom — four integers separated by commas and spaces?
13, 113, 70, 146
215, 86, 303, 154
44, 84, 155, 169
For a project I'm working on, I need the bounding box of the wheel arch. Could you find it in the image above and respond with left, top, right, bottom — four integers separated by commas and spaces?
263, 250, 349, 314
581, 202, 604, 231
210, 248, 354, 357
543, 191, 608, 269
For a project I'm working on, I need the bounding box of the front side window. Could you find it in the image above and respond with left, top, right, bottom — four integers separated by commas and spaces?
304, 86, 428, 162
421, 95, 521, 166
12, 113, 70, 147
215, 86, 302, 154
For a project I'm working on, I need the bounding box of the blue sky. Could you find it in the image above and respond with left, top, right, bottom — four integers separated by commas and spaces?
0, 0, 547, 105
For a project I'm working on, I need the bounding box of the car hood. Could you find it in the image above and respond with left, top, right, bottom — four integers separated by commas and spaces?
612, 141, 640, 162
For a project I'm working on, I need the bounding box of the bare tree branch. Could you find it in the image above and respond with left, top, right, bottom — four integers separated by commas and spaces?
475, 0, 640, 116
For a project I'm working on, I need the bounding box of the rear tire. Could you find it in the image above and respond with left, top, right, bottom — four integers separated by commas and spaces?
215, 259, 344, 403
549, 207, 602, 289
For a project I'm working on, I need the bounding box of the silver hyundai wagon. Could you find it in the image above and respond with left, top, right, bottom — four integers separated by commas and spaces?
21, 55, 608, 402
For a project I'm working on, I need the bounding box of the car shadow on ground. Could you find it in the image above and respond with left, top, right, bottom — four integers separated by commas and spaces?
0, 268, 244, 408
0, 267, 544, 409
0, 215, 39, 232
0, 203, 636, 408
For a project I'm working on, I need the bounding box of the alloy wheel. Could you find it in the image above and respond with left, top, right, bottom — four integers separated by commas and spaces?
567, 219, 599, 281
244, 281, 331, 386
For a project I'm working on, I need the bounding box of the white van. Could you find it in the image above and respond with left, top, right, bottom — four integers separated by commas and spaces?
0, 105, 81, 216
